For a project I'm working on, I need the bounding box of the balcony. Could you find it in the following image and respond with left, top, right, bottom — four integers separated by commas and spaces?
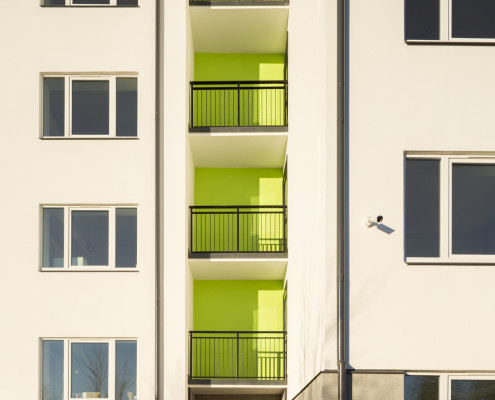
189, 205, 287, 256
190, 80, 288, 131
189, 331, 287, 381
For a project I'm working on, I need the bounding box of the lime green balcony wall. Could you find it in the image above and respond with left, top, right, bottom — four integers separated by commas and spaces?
192, 53, 286, 127
192, 169, 285, 253
194, 168, 283, 206
194, 53, 285, 81
192, 281, 285, 379
193, 280, 284, 331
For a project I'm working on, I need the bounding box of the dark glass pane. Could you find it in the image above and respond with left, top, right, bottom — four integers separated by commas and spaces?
452, 0, 495, 39
405, 159, 440, 257
71, 343, 108, 398
116, 208, 137, 268
405, 0, 440, 40
73, 0, 110, 4
42, 208, 64, 268
71, 211, 109, 266
116, 78, 137, 137
42, 341, 64, 400
43, 78, 65, 137
115, 341, 137, 400
452, 379, 495, 400
405, 375, 439, 400
44, 0, 66, 5
452, 164, 495, 254
72, 81, 109, 135
117, 0, 138, 5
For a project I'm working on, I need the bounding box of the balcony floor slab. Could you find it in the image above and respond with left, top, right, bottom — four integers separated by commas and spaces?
189, 133, 287, 168
188, 258, 287, 280
189, 382, 287, 394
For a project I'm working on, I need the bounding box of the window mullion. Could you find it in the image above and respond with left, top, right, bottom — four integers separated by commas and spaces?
64, 207, 70, 268
109, 77, 116, 137
109, 207, 116, 268
66, 340, 71, 400
440, 157, 450, 259
442, 0, 451, 40
108, 340, 116, 400
65, 77, 71, 137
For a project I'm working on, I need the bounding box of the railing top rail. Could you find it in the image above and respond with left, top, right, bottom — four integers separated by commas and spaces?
190, 330, 287, 334
190, 205, 287, 210
190, 80, 288, 85
190, 0, 289, 6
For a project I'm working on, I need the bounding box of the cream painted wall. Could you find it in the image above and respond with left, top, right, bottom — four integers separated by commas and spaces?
348, 0, 495, 371
0, 2, 156, 400
287, 0, 338, 397
160, 0, 189, 399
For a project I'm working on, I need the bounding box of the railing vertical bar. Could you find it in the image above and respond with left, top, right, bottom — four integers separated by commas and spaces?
190, 84, 194, 128
285, 82, 288, 126
236, 207, 240, 252
236, 84, 240, 127
236, 332, 240, 380
189, 332, 193, 378
263, 89, 268, 125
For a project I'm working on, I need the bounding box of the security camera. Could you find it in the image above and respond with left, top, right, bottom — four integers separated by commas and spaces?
366, 215, 383, 227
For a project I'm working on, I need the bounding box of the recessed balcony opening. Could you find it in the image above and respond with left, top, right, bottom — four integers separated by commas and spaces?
189, 281, 287, 383
189, 168, 287, 257
190, 53, 288, 132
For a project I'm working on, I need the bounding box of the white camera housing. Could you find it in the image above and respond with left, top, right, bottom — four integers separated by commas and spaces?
365, 215, 383, 227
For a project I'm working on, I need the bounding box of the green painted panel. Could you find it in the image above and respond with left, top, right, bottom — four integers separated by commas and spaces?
192, 169, 285, 253
192, 53, 286, 128
194, 280, 284, 331
192, 281, 285, 379
195, 168, 283, 206
194, 53, 285, 81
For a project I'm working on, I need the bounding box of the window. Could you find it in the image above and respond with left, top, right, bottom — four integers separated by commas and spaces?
450, 376, 495, 399
405, 0, 495, 41
41, 339, 137, 400
405, 375, 439, 400
42, 0, 138, 6
41, 206, 137, 270
42, 75, 137, 137
406, 155, 495, 263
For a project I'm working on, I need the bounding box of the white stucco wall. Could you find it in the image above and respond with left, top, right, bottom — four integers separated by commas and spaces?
0, 3, 156, 399
348, 0, 495, 371
287, 0, 338, 397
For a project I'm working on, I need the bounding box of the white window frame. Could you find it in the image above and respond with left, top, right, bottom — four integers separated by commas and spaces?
407, 0, 495, 43
406, 154, 495, 264
41, 74, 137, 139
405, 372, 495, 400
40, 205, 138, 271
43, 0, 118, 6
40, 338, 138, 400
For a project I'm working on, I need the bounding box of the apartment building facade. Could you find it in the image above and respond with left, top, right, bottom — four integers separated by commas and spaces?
2, 0, 495, 400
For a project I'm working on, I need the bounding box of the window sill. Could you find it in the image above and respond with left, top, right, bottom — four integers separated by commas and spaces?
406, 40, 495, 45
40, 267, 139, 272
406, 257, 495, 265
40, 5, 139, 7
40, 136, 139, 140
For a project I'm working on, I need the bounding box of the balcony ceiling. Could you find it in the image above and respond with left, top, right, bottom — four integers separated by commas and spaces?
189, 133, 288, 168
190, 7, 289, 53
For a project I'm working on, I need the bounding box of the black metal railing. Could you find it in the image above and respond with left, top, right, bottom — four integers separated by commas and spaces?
189, 331, 287, 380
190, 81, 288, 128
190, 0, 289, 6
189, 205, 287, 254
